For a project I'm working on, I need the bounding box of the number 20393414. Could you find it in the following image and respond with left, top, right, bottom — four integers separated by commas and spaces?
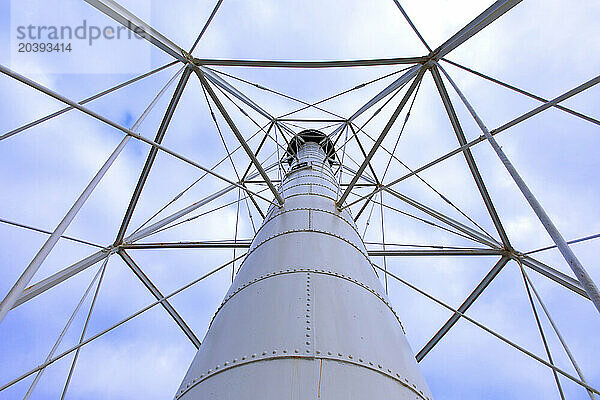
18, 42, 72, 52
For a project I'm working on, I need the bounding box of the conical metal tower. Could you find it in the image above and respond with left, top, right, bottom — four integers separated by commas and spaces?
3, 2, 600, 398
175, 130, 433, 399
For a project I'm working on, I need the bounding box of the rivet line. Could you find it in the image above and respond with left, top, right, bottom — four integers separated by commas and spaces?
305, 272, 313, 355
279, 182, 338, 197
263, 191, 344, 224
278, 171, 338, 188
245, 229, 368, 265
281, 191, 339, 204
207, 267, 402, 332
256, 206, 358, 239
177, 352, 429, 400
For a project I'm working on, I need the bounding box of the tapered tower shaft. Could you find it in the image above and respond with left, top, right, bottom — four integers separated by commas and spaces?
176, 130, 432, 399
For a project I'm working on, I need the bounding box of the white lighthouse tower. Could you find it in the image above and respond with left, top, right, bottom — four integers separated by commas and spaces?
175, 130, 433, 399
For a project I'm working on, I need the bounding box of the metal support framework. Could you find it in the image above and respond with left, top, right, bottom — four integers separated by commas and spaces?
0, 61, 178, 141
343, 68, 600, 211
188, 0, 224, 53
83, 0, 187, 61
11, 249, 113, 310
0, 65, 275, 207
206, 76, 296, 168
518, 261, 596, 400
441, 58, 600, 127
342, 165, 500, 248
391, 0, 432, 53
337, 67, 426, 207
15, 222, 578, 316
349, 123, 381, 186
200, 83, 266, 223
385, 188, 498, 247
437, 64, 600, 313
126, 161, 277, 244
200, 67, 273, 120
278, 118, 347, 123
368, 249, 505, 257
121, 243, 504, 257
518, 261, 565, 399
433, 0, 523, 59
195, 69, 284, 205
0, 132, 126, 322
241, 122, 274, 181
59, 256, 108, 400
143, 186, 270, 238
354, 191, 377, 222
328, 65, 420, 140
348, 65, 420, 122
519, 256, 589, 299
351, 118, 495, 240
10, 163, 278, 309
131, 125, 275, 236
274, 120, 297, 139
121, 241, 252, 250
491, 74, 600, 135
193, 57, 428, 68
0, 74, 170, 323
416, 255, 510, 361
262, 66, 406, 120
430, 65, 511, 248
118, 250, 201, 348
376, 263, 600, 396
526, 232, 600, 256
0, 255, 245, 393
2, 0, 598, 397
0, 217, 102, 249
22, 258, 108, 400
115, 66, 193, 244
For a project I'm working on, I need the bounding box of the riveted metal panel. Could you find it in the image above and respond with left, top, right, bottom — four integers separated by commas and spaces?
177, 358, 321, 399
318, 359, 431, 400
250, 208, 310, 249
262, 206, 356, 235
226, 236, 384, 299
281, 174, 338, 191
309, 209, 365, 249
178, 356, 430, 400
280, 182, 339, 198
253, 212, 364, 252
179, 273, 310, 391
266, 196, 355, 226
177, 138, 433, 399
311, 273, 433, 398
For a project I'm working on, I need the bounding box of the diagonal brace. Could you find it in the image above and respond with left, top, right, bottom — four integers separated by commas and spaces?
194, 69, 284, 205
84, 0, 187, 61
416, 255, 510, 361
437, 63, 600, 314
336, 67, 426, 207
115, 66, 193, 244
118, 250, 200, 348
430, 65, 511, 248
10, 164, 279, 309
434, 0, 522, 59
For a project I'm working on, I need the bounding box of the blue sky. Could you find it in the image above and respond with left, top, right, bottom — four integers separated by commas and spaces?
0, 0, 599, 399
